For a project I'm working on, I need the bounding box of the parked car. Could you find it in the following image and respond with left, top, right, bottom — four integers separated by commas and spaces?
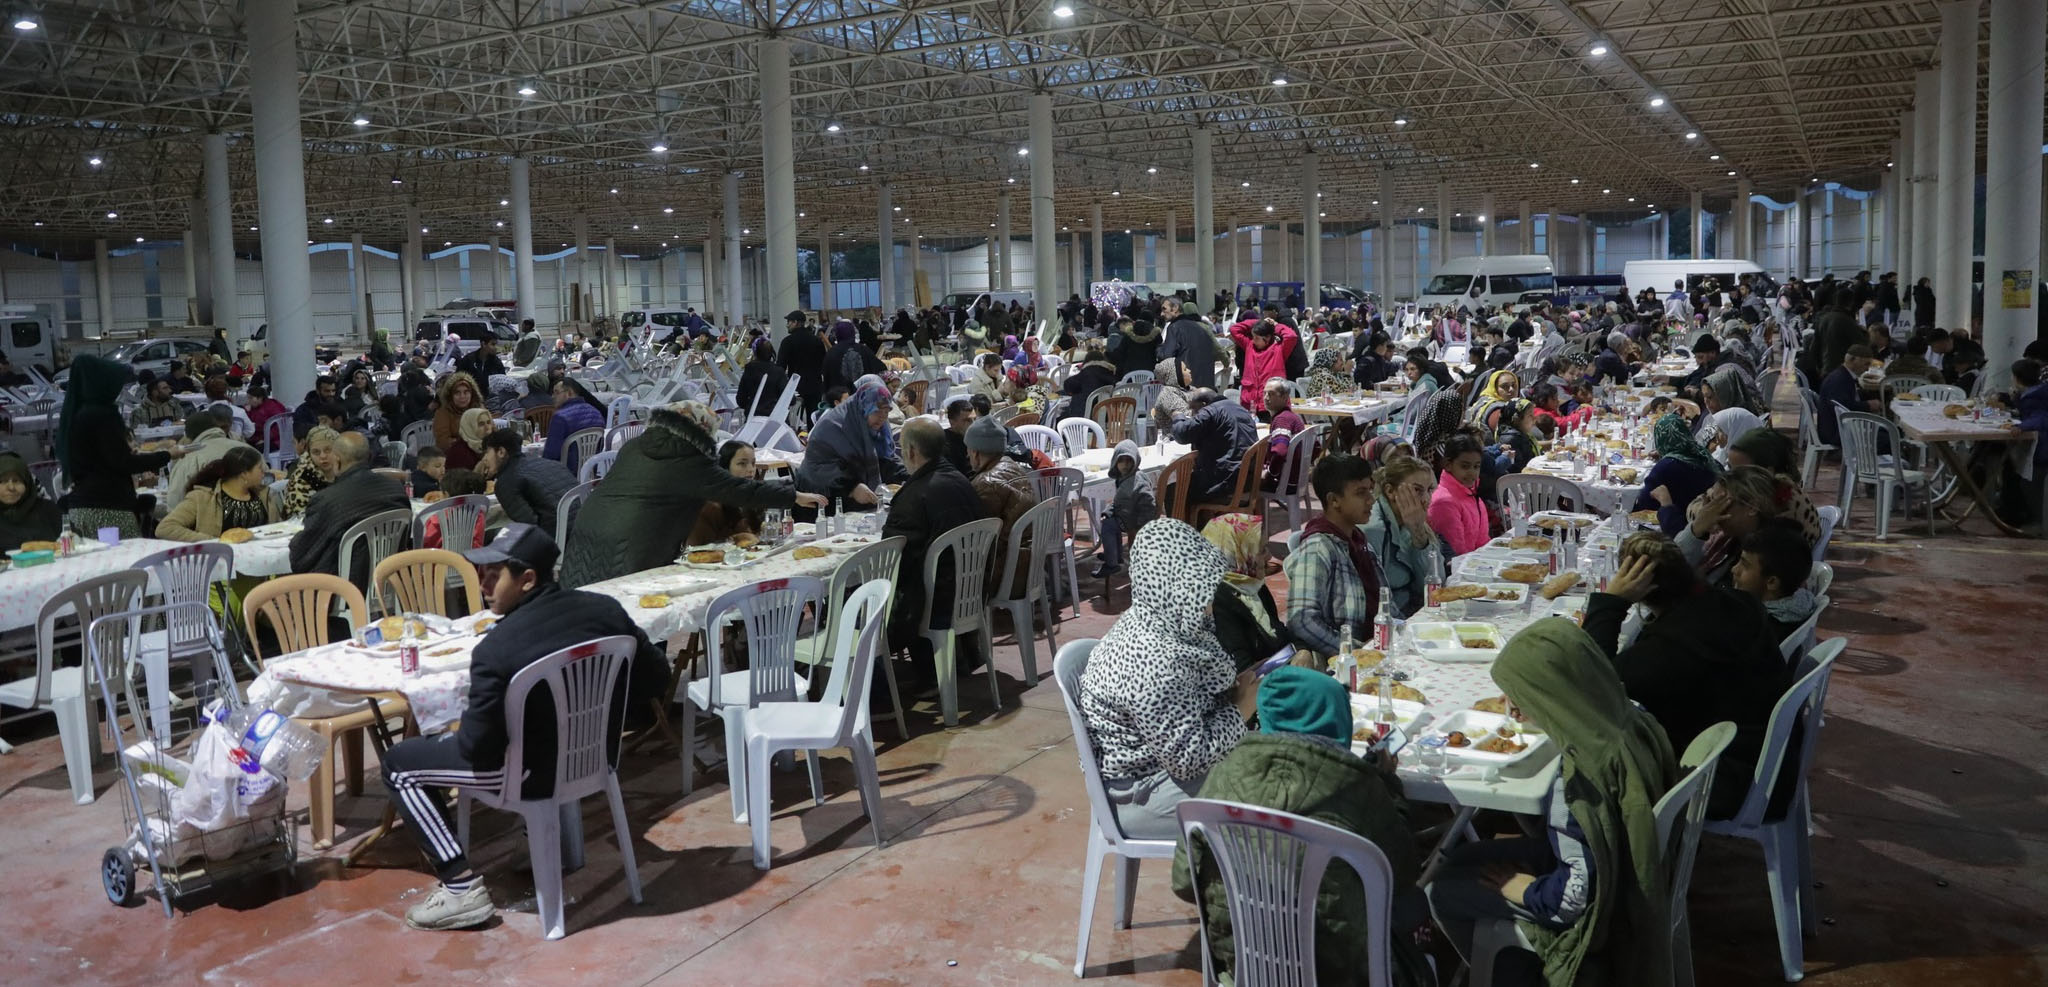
413, 316, 517, 356
55, 336, 213, 386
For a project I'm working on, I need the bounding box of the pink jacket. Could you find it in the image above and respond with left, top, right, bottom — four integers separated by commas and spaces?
1427, 468, 1490, 556
1229, 320, 1299, 414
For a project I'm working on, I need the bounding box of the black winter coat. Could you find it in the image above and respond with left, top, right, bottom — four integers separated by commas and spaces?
1169, 399, 1258, 502
493, 452, 578, 536
737, 356, 790, 418
288, 465, 411, 585
777, 327, 828, 405
882, 459, 989, 645
1158, 317, 1219, 387
63, 405, 171, 511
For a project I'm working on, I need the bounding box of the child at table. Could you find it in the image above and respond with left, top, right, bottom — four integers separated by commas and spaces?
422, 469, 487, 550
1093, 440, 1154, 579
1731, 517, 1820, 647
410, 446, 445, 498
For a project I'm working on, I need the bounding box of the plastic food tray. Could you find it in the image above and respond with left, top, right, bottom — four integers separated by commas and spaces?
1428, 709, 1548, 766
1405, 621, 1506, 663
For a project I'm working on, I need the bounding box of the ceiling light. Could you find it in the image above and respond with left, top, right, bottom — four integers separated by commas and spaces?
516, 80, 538, 96
1271, 76, 1288, 87
133, 236, 143, 243
1111, 190, 1120, 196
390, 174, 403, 184
1006, 177, 1015, 183
13, 15, 38, 30
1648, 96, 1666, 108
1476, 214, 1487, 221
1264, 205, 1273, 212
1709, 154, 1720, 161
1146, 166, 1157, 174
609, 187, 619, 194
1393, 115, 1408, 126
1062, 226, 1069, 231
798, 211, 805, 217
88, 155, 102, 166
495, 220, 504, 227
1123, 228, 1131, 233
631, 224, 639, 230
31, 220, 40, 226
1685, 131, 1698, 140
1318, 212, 1325, 217
352, 114, 370, 127
1416, 206, 1425, 213
825, 123, 841, 132
1647, 203, 1655, 208
1886, 161, 1894, 168
1727, 170, 1737, 176
1052, 3, 1075, 17
1371, 200, 1378, 205
420, 227, 428, 233
1589, 43, 1608, 56
859, 163, 869, 170
660, 242, 667, 247
1528, 162, 1540, 169
650, 141, 668, 154
499, 199, 509, 206
1017, 147, 1029, 156
1570, 178, 1581, 184
443, 240, 451, 246
743, 228, 751, 234
893, 205, 901, 211
663, 206, 674, 213
1626, 197, 1635, 202
249, 226, 258, 231
322, 217, 333, 224
1602, 188, 1612, 194
1241, 181, 1251, 187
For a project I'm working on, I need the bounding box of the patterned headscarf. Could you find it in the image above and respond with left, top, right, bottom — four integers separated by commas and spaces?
1201, 513, 1266, 582
1653, 412, 1719, 473
1412, 388, 1466, 464
1310, 347, 1344, 372
1361, 434, 1413, 469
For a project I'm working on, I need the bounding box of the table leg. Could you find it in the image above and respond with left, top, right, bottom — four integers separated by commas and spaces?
1417, 806, 1480, 887
1929, 441, 2024, 537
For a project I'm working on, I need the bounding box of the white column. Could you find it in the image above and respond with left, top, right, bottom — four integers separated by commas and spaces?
1579, 214, 1594, 274
995, 190, 1012, 291
760, 37, 798, 332
1934, 0, 1979, 330
1896, 116, 1915, 279
1164, 209, 1178, 281
404, 206, 424, 326
1192, 127, 1215, 309
1434, 179, 1450, 267
1225, 216, 1239, 295
1983, 0, 2045, 370
1690, 190, 1706, 259
1797, 192, 1814, 278
1479, 193, 1496, 256
1090, 202, 1105, 288
247, 0, 314, 402
1911, 70, 1940, 289
203, 134, 236, 331
877, 182, 896, 312
94, 239, 114, 336
1862, 185, 1877, 271
349, 233, 370, 335
182, 201, 201, 321
1070, 233, 1084, 299
702, 229, 718, 316
818, 231, 834, 313
1029, 92, 1057, 336
1734, 180, 1753, 261
984, 235, 997, 291
603, 238, 620, 315
906, 221, 920, 307
1382, 169, 1402, 299
724, 171, 745, 325
1305, 155, 1323, 304
1517, 199, 1532, 253
571, 214, 589, 321
485, 236, 501, 298
509, 155, 535, 322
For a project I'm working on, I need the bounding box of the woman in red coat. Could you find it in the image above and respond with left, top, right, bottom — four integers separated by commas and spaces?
1228, 318, 1298, 416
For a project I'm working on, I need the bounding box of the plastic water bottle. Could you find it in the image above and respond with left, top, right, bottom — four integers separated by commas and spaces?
1372, 598, 1394, 651
217, 704, 323, 781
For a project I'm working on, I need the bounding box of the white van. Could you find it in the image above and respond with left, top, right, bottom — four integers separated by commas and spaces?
1417, 255, 1557, 313
1622, 260, 1765, 302
0, 305, 58, 375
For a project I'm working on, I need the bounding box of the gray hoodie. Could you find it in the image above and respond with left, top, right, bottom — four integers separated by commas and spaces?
1108, 439, 1157, 527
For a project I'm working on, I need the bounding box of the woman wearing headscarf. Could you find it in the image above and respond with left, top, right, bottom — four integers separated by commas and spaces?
1695, 367, 1765, 455
446, 407, 491, 471
1426, 618, 1679, 987
1362, 456, 1451, 617
1635, 413, 1721, 535
823, 320, 885, 396
1360, 435, 1414, 471
1351, 329, 1398, 388
56, 354, 179, 537
1172, 666, 1435, 987
1201, 514, 1286, 665
560, 401, 821, 586
1410, 386, 1466, 466
793, 382, 908, 513
431, 371, 484, 453
1078, 519, 1253, 839
736, 336, 790, 418
1466, 368, 1522, 427
999, 334, 1023, 364
0, 452, 62, 550
1678, 465, 1820, 587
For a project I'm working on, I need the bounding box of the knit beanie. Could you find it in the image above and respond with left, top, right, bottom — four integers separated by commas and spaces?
965, 416, 1008, 454
1256, 666, 1352, 744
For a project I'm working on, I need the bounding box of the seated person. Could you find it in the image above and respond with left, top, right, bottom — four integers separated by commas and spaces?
1590, 532, 1791, 818
0, 452, 62, 551
1676, 333, 1734, 396
1078, 519, 1254, 839
287, 432, 411, 585
130, 375, 186, 428
687, 441, 777, 545
1168, 388, 1259, 503
962, 417, 1036, 593
1817, 344, 1881, 447
939, 393, 976, 474
793, 383, 909, 514
283, 425, 342, 518
1677, 465, 1821, 587
1203, 513, 1286, 666
1362, 456, 1450, 618
1427, 618, 1678, 986
410, 445, 446, 497
1426, 433, 1490, 556
880, 420, 990, 682
156, 446, 281, 541
1093, 439, 1154, 579
1282, 454, 1381, 657
422, 469, 488, 550
1635, 413, 1720, 535
1262, 379, 1308, 488
541, 379, 608, 462
477, 429, 576, 537
1174, 667, 1434, 987
379, 525, 667, 931
1733, 518, 1822, 645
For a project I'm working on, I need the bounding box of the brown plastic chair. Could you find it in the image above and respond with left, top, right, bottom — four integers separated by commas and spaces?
373, 549, 484, 618
1155, 452, 1197, 525
1193, 436, 1273, 526
1091, 396, 1138, 445
241, 573, 412, 848
1007, 412, 1041, 428
525, 404, 557, 437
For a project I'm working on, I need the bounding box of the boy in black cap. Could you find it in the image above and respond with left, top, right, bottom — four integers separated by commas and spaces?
380, 523, 667, 931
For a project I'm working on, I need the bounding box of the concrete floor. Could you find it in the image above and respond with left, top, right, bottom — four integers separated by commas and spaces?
3, 468, 2046, 986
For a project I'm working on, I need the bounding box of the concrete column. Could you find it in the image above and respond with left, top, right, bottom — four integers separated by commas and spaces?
1434, 179, 1450, 267
203, 134, 236, 330
1517, 199, 1532, 253
760, 37, 798, 332
818, 231, 834, 314
702, 229, 718, 316
1934, 0, 1979, 330
1028, 92, 1057, 336
1983, 0, 2045, 370
1192, 127, 1215, 308
1690, 190, 1706, 259
94, 239, 115, 336
1734, 180, 1753, 261
877, 182, 896, 312
1479, 193, 1496, 256
485, 236, 501, 298
350, 233, 370, 335
1796, 192, 1814, 279
984, 235, 997, 291
1304, 154, 1323, 303
404, 206, 424, 327
1579, 214, 1594, 274
906, 221, 919, 307
1225, 216, 1238, 295
571, 214, 589, 321
1881, 156, 1901, 273
1382, 169, 1402, 299
1861, 184, 1877, 271
1911, 71, 1940, 290
995, 190, 1012, 291
247, 0, 314, 402
1164, 208, 1178, 281
509, 155, 535, 322
724, 171, 745, 325
182, 201, 202, 322
1090, 202, 1105, 288
1070, 233, 1083, 299
1896, 115, 1915, 279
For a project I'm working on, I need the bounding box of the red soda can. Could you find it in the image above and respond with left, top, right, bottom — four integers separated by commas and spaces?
399, 640, 420, 677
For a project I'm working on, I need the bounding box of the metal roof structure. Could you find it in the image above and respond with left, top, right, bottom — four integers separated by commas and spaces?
0, 0, 2013, 254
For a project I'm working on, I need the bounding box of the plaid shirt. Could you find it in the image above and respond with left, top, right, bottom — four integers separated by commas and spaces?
1282, 529, 1379, 657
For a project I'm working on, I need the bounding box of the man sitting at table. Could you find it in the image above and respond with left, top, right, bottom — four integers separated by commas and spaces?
163, 408, 245, 508
1282, 453, 1381, 658
963, 416, 1036, 591
1817, 343, 1881, 447
477, 428, 576, 538
130, 375, 186, 428
288, 431, 411, 587
1675, 334, 1736, 397
379, 524, 668, 932
1169, 388, 1259, 504
882, 419, 990, 685
940, 393, 976, 473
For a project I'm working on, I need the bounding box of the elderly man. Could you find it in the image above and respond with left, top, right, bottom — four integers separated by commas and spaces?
881, 419, 989, 684
288, 431, 411, 585
1169, 388, 1259, 503
477, 428, 576, 537
163, 408, 245, 507
941, 393, 977, 473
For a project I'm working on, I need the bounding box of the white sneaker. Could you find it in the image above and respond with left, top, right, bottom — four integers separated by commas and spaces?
404, 882, 495, 931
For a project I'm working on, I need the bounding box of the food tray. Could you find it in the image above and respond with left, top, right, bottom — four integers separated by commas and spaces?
1528, 510, 1600, 531
679, 545, 770, 569
1427, 710, 1548, 766
1347, 697, 1429, 756
1548, 594, 1590, 626
1405, 621, 1505, 663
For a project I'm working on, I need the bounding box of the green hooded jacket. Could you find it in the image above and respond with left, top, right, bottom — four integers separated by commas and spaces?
1493, 618, 1679, 987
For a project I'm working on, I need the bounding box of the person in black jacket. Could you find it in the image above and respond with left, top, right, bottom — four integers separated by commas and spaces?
380, 524, 669, 931
1587, 531, 1792, 819
0, 452, 62, 551
1108, 317, 1163, 380
822, 321, 885, 397
1169, 389, 1259, 503
1351, 330, 1398, 388
777, 312, 828, 420
1911, 277, 1936, 330
477, 429, 576, 537
55, 355, 181, 537
1062, 340, 1119, 405
287, 432, 411, 586
1875, 271, 1902, 327
1157, 299, 1220, 388
882, 420, 992, 682
736, 336, 790, 418
455, 337, 508, 382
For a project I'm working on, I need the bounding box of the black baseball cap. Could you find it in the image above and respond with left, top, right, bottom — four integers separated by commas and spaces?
785, 309, 806, 323
462, 522, 559, 574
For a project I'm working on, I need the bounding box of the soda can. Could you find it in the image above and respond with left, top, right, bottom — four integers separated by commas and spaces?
399, 640, 420, 677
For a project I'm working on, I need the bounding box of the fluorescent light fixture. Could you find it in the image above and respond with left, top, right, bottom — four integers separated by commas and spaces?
1648, 96, 1666, 107
893, 205, 901, 211
1006, 177, 1015, 183
860, 164, 870, 171
134, 236, 143, 242
390, 175, 403, 184
1393, 115, 1408, 126
1685, 131, 1698, 140
88, 155, 102, 166
663, 206, 674, 213
517, 80, 538, 96
1264, 205, 1273, 212
1709, 154, 1720, 160
1589, 43, 1608, 56
322, 217, 333, 224
650, 141, 668, 153
1570, 178, 1581, 184
1528, 162, 1540, 169
1602, 188, 1612, 194
1146, 166, 1157, 173
825, 123, 841, 132
495, 220, 504, 227
1241, 181, 1251, 187
499, 199, 509, 206
13, 16, 37, 30
1111, 190, 1120, 196
1728, 170, 1737, 176
1052, 3, 1074, 16
1017, 147, 1029, 156
353, 114, 370, 127
1271, 76, 1288, 86
609, 187, 619, 193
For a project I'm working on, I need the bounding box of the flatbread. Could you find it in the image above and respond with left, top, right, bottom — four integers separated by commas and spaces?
1499, 562, 1549, 584
792, 546, 829, 560
1434, 584, 1488, 603
219, 528, 254, 544
638, 594, 672, 608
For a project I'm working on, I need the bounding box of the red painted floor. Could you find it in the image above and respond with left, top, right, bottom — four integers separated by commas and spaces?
3, 462, 2045, 986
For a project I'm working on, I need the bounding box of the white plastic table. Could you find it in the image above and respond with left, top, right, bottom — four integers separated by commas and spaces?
1294, 392, 1410, 427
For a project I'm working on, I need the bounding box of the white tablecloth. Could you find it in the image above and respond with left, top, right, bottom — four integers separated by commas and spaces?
1522, 454, 1653, 515
247, 618, 491, 732
1295, 393, 1410, 426
0, 538, 185, 632
1890, 398, 2037, 481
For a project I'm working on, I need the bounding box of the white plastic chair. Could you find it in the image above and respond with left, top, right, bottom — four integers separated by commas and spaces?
1804, 560, 1833, 597
561, 427, 604, 477
455, 635, 644, 940
680, 577, 824, 821
338, 507, 415, 607
918, 517, 1001, 727
1118, 370, 1154, 386
1797, 388, 1834, 489
988, 498, 1062, 686
1262, 422, 1325, 535
604, 394, 635, 432
410, 495, 487, 555
1057, 416, 1108, 455
1704, 637, 1845, 983
263, 413, 297, 470
0, 571, 146, 802
579, 450, 618, 483
742, 579, 892, 871
1015, 423, 1066, 460
1910, 383, 1965, 403
1835, 408, 1931, 539
1177, 799, 1400, 987
793, 537, 911, 740
604, 421, 646, 450
556, 479, 596, 549
1811, 505, 1839, 560
1029, 466, 1086, 618
1469, 722, 1737, 987
1495, 472, 1586, 516
1778, 595, 1828, 662
1053, 639, 1180, 977
129, 543, 236, 684
400, 419, 434, 457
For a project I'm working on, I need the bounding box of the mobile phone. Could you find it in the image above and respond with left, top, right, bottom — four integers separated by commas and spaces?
1253, 644, 1297, 678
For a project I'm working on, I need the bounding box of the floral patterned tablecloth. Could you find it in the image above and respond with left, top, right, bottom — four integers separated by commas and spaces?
249, 634, 480, 733
0, 538, 187, 633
